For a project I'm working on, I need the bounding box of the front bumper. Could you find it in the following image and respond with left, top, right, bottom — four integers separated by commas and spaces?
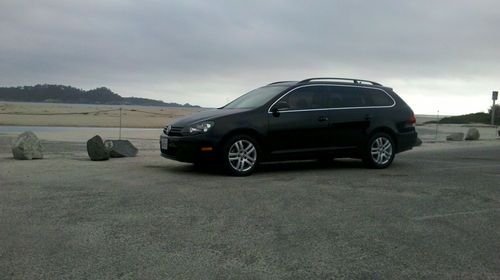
160, 133, 218, 163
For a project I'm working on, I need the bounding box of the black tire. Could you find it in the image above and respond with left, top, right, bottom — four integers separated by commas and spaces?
222, 135, 260, 176
362, 132, 395, 169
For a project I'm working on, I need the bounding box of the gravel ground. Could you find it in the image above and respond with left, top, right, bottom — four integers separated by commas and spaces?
0, 135, 499, 279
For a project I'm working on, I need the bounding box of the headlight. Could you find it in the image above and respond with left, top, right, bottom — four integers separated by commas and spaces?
188, 121, 215, 134
163, 125, 171, 135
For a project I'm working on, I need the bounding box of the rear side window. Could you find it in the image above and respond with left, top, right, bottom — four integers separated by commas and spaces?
325, 86, 364, 108
325, 86, 394, 108
360, 88, 394, 106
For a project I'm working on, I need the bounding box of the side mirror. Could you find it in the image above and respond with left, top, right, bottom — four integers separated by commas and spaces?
271, 101, 289, 117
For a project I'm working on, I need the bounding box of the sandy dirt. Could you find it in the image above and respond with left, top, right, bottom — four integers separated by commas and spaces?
1, 102, 498, 146
0, 134, 499, 278
0, 102, 204, 128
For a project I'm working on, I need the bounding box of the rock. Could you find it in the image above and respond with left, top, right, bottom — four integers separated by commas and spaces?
104, 140, 138, 158
414, 137, 422, 147
465, 128, 480, 141
11, 131, 44, 160
87, 135, 110, 161
446, 132, 464, 141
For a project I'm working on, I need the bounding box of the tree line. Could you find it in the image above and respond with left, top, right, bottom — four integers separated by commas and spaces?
425, 105, 500, 125
0, 84, 200, 107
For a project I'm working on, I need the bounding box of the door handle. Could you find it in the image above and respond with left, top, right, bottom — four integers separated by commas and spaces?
318, 116, 329, 122
365, 114, 372, 121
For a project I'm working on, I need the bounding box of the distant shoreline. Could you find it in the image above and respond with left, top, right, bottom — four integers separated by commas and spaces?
414, 114, 452, 125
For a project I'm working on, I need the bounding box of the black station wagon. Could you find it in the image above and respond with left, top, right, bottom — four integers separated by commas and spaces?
161, 78, 418, 175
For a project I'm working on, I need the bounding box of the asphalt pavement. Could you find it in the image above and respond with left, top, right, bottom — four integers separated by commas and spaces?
0, 139, 499, 279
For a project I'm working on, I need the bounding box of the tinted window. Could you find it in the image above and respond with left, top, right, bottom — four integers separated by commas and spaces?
325, 86, 365, 108
279, 86, 326, 110
325, 86, 393, 108
360, 88, 394, 106
277, 85, 394, 110
224, 85, 287, 109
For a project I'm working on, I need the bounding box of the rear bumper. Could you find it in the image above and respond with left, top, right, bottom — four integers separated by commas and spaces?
160, 134, 218, 163
396, 131, 418, 153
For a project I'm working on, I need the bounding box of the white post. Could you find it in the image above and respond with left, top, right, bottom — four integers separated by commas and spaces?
435, 110, 439, 140
491, 100, 496, 126
492, 91, 498, 125
119, 107, 122, 140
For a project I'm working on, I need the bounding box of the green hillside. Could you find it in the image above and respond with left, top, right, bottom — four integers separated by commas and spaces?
0, 84, 200, 108
425, 105, 499, 125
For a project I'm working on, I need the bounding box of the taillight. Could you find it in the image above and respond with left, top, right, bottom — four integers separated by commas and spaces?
408, 114, 416, 126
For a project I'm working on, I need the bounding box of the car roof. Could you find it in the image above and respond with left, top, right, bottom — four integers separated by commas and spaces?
267, 78, 389, 90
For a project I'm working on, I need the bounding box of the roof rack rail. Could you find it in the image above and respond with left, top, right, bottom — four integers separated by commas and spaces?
267, 81, 296, 85
298, 77, 382, 86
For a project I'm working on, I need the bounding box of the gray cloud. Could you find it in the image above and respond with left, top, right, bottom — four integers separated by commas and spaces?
1, 0, 499, 113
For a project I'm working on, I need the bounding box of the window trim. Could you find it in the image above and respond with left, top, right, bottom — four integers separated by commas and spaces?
267, 84, 396, 114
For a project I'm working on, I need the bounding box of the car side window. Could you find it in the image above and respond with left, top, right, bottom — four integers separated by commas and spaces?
278, 86, 394, 110
325, 86, 366, 108
360, 88, 394, 106
279, 86, 326, 110
325, 86, 393, 108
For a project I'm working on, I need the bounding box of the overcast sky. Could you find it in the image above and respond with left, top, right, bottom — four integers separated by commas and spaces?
1, 0, 499, 114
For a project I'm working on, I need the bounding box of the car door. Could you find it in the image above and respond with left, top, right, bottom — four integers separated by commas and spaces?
267, 85, 331, 154
325, 86, 372, 148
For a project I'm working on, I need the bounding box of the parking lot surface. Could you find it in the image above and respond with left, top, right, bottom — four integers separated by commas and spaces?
1, 138, 499, 279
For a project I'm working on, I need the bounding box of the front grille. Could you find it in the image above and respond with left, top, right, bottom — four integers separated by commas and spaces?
167, 126, 184, 136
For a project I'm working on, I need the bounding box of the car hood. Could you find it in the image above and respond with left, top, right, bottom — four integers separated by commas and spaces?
170, 108, 251, 127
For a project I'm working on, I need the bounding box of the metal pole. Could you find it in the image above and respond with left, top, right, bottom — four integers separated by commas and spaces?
435, 110, 439, 140
492, 91, 498, 126
119, 107, 122, 140
491, 99, 496, 126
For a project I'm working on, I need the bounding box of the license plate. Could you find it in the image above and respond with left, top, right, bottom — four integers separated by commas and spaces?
161, 137, 169, 150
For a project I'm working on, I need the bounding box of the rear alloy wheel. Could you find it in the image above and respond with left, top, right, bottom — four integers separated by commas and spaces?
224, 135, 259, 176
363, 132, 395, 169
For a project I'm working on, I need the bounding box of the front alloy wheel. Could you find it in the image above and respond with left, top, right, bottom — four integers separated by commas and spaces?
363, 133, 395, 168
224, 135, 259, 176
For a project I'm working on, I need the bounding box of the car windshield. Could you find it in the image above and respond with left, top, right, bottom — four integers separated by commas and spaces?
223, 85, 288, 109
